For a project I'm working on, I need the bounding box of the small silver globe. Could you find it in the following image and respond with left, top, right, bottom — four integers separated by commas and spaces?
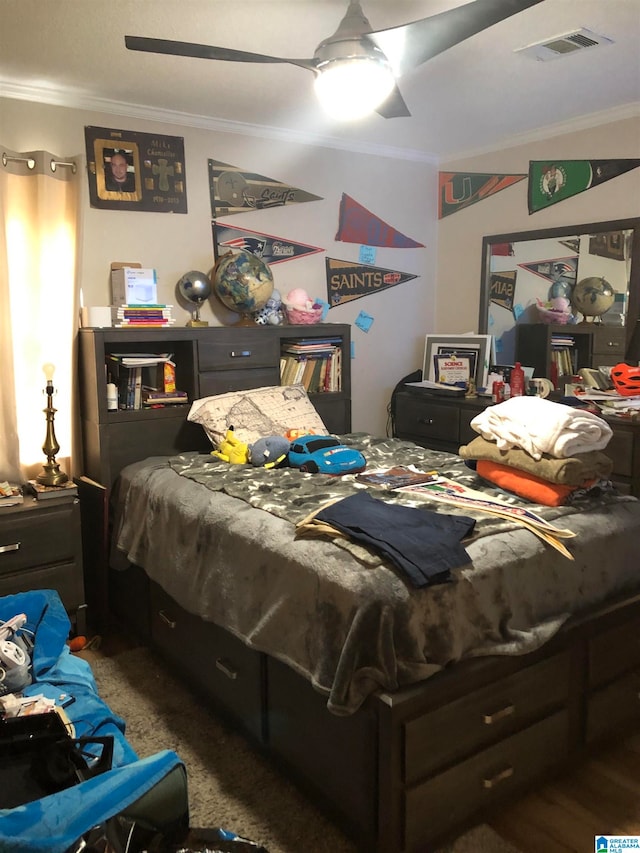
177, 270, 212, 327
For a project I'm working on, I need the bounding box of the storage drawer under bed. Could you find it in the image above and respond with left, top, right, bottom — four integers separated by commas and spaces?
150, 581, 265, 742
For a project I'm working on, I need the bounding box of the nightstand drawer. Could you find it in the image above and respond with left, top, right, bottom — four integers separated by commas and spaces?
0, 562, 85, 612
404, 711, 568, 848
0, 501, 77, 576
198, 330, 277, 371
395, 395, 460, 443
150, 581, 264, 741
404, 652, 570, 783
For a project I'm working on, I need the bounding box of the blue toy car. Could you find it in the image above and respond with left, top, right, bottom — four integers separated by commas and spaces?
288, 435, 366, 475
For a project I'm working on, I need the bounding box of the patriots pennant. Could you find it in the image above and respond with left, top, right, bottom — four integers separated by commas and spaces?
518, 256, 577, 284
439, 172, 526, 218
528, 159, 640, 213
335, 194, 424, 248
213, 222, 323, 265
325, 258, 417, 307
209, 160, 322, 217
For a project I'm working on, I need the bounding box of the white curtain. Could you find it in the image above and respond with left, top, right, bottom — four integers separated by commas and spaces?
0, 147, 81, 483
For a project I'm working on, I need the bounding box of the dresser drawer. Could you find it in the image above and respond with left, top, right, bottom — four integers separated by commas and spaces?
198, 329, 277, 371
587, 669, 640, 744
150, 582, 264, 741
395, 395, 460, 443
0, 501, 78, 576
404, 710, 568, 848
404, 651, 570, 783
589, 618, 640, 688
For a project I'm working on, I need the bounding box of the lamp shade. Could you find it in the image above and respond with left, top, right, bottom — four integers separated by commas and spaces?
314, 57, 395, 120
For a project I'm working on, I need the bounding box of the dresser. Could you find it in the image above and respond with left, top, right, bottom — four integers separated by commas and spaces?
0, 497, 86, 633
394, 388, 640, 496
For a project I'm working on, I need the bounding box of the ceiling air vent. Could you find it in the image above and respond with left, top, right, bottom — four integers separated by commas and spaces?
515, 28, 614, 61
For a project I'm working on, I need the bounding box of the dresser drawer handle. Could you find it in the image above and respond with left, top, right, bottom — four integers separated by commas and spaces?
215, 657, 238, 680
158, 610, 177, 629
606, 341, 621, 348
0, 542, 20, 554
483, 703, 515, 725
230, 350, 251, 358
482, 766, 514, 789
418, 418, 434, 426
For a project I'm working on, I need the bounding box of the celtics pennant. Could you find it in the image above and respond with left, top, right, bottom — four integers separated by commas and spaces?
529, 159, 640, 213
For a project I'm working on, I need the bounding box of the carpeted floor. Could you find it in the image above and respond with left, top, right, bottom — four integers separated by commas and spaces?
89, 646, 521, 853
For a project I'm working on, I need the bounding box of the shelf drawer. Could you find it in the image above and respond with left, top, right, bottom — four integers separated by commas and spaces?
199, 366, 279, 397
592, 327, 626, 357
404, 651, 570, 783
395, 396, 460, 443
405, 710, 568, 848
0, 501, 77, 575
589, 618, 640, 688
198, 330, 277, 371
150, 582, 264, 742
587, 669, 640, 744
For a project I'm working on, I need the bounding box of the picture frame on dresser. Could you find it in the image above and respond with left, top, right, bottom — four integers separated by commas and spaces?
422, 333, 493, 390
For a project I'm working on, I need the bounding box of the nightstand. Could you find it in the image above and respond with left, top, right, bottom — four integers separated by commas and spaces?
0, 496, 87, 635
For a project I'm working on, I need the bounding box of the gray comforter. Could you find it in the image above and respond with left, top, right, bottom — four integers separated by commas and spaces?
113, 434, 640, 715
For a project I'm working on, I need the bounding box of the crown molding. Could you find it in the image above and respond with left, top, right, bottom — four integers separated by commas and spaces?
0, 80, 438, 165
3, 79, 637, 166
442, 102, 640, 164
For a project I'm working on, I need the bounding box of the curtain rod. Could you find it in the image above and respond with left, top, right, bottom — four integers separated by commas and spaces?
2, 152, 77, 174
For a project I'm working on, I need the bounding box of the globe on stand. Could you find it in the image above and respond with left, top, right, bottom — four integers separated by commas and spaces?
177, 270, 212, 327
212, 250, 274, 326
571, 276, 615, 323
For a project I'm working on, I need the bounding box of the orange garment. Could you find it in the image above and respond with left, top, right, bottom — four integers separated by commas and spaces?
476, 459, 581, 507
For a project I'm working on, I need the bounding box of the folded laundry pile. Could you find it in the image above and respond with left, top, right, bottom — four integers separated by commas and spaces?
460, 396, 614, 506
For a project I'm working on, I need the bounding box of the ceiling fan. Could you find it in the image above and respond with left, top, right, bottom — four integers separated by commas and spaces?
125, 0, 544, 120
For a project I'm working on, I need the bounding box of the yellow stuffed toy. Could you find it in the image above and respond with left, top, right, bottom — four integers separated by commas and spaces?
211, 426, 249, 464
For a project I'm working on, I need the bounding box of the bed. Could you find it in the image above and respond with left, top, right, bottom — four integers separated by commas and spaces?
107, 390, 640, 853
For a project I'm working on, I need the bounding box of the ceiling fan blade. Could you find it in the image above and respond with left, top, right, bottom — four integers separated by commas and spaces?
375, 84, 412, 119
369, 0, 545, 77
124, 36, 318, 73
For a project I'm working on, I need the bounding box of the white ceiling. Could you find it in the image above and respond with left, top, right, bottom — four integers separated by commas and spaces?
1, 0, 639, 162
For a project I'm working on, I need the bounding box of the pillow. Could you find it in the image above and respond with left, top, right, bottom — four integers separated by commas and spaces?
187, 384, 328, 448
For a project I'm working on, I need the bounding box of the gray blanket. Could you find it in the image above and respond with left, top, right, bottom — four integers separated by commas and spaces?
113, 434, 640, 715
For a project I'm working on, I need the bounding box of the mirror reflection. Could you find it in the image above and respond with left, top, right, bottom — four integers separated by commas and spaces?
479, 219, 639, 366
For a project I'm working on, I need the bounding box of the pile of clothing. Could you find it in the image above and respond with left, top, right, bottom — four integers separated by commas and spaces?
459, 395, 614, 506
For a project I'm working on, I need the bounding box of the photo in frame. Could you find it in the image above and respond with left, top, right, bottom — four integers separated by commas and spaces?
85, 126, 187, 213
422, 334, 494, 390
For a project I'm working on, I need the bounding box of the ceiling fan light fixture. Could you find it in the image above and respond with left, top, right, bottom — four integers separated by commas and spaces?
314, 57, 395, 120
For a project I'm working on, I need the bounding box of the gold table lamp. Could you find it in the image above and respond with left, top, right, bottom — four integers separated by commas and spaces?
36, 362, 69, 486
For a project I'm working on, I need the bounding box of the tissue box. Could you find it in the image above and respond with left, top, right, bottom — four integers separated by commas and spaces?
111, 267, 158, 306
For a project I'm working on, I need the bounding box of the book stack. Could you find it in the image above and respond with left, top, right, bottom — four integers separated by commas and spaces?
550, 333, 577, 383
106, 352, 188, 410
26, 479, 78, 501
279, 337, 342, 393
115, 304, 175, 327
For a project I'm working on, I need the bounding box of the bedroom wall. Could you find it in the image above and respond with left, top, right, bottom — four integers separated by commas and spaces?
435, 114, 640, 337
0, 96, 439, 437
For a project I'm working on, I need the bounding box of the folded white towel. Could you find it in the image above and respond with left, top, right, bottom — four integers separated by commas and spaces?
470, 396, 612, 460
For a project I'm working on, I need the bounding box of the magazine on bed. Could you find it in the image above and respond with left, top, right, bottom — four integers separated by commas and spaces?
355, 466, 441, 490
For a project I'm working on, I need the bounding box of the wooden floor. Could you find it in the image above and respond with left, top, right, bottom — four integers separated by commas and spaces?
490, 730, 640, 852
